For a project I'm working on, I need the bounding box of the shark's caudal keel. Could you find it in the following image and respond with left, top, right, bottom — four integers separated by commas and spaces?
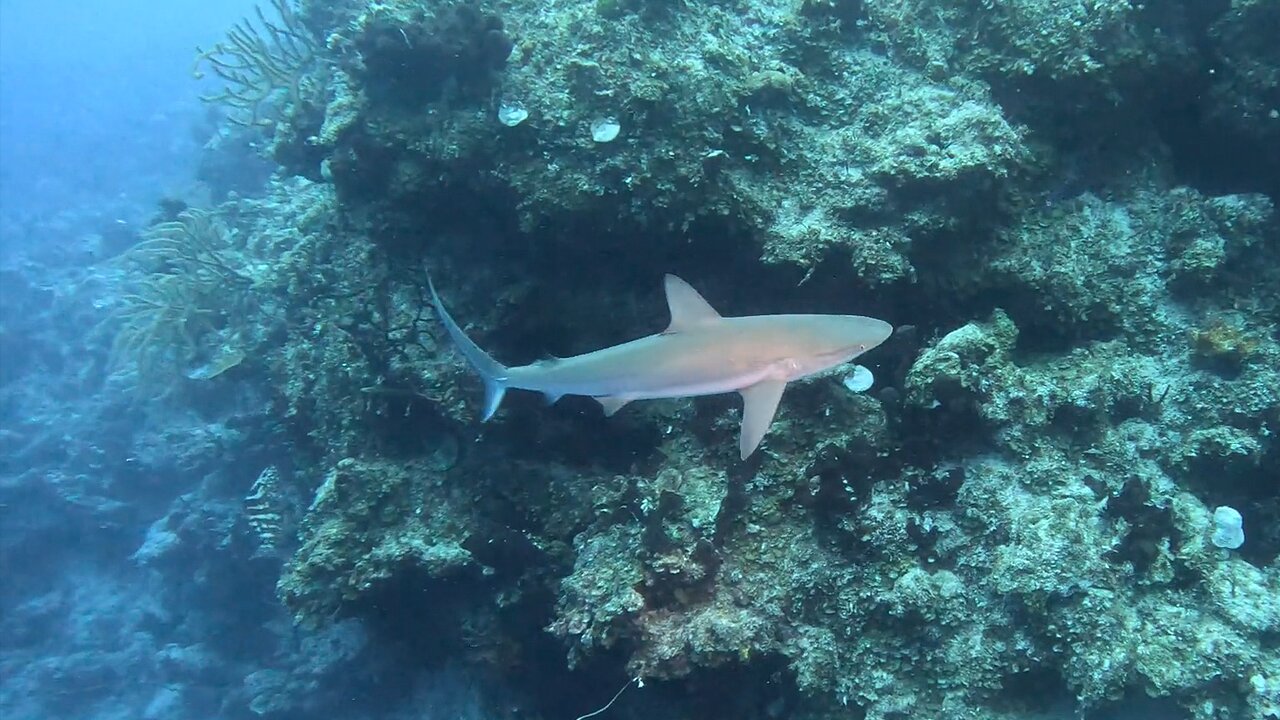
428, 274, 892, 459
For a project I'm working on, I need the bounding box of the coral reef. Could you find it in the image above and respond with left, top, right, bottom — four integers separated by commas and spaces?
169, 1, 1277, 717
278, 456, 478, 623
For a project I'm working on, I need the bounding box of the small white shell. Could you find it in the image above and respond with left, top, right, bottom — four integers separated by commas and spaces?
842, 365, 875, 393
497, 102, 528, 127
590, 117, 621, 143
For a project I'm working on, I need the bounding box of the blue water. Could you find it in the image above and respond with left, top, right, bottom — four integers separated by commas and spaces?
0, 1, 258, 219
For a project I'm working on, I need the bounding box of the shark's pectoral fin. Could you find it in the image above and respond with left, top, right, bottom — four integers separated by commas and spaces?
596, 396, 632, 417
543, 391, 564, 405
738, 379, 787, 459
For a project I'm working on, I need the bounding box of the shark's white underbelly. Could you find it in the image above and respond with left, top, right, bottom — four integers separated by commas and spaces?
507, 348, 778, 401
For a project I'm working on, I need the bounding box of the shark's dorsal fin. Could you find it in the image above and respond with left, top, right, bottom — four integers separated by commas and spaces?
664, 275, 721, 333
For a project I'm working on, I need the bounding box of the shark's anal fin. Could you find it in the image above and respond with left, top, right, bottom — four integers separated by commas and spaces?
738, 379, 786, 459
663, 275, 722, 333
597, 396, 631, 417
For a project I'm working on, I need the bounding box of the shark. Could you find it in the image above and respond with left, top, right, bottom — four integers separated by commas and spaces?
429, 274, 892, 459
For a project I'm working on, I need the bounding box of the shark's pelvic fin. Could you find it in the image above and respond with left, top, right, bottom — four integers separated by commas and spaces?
663, 274, 722, 333
428, 274, 509, 421
596, 396, 632, 416
738, 379, 787, 459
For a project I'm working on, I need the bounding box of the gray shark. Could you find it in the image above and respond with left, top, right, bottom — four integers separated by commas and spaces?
430, 274, 892, 458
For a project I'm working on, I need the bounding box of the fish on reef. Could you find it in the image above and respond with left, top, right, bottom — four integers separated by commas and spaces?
429, 273, 892, 459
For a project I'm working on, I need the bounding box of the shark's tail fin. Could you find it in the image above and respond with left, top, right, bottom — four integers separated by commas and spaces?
428, 275, 509, 421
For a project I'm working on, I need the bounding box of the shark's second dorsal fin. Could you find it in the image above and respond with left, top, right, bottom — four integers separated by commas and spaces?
663, 275, 721, 333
